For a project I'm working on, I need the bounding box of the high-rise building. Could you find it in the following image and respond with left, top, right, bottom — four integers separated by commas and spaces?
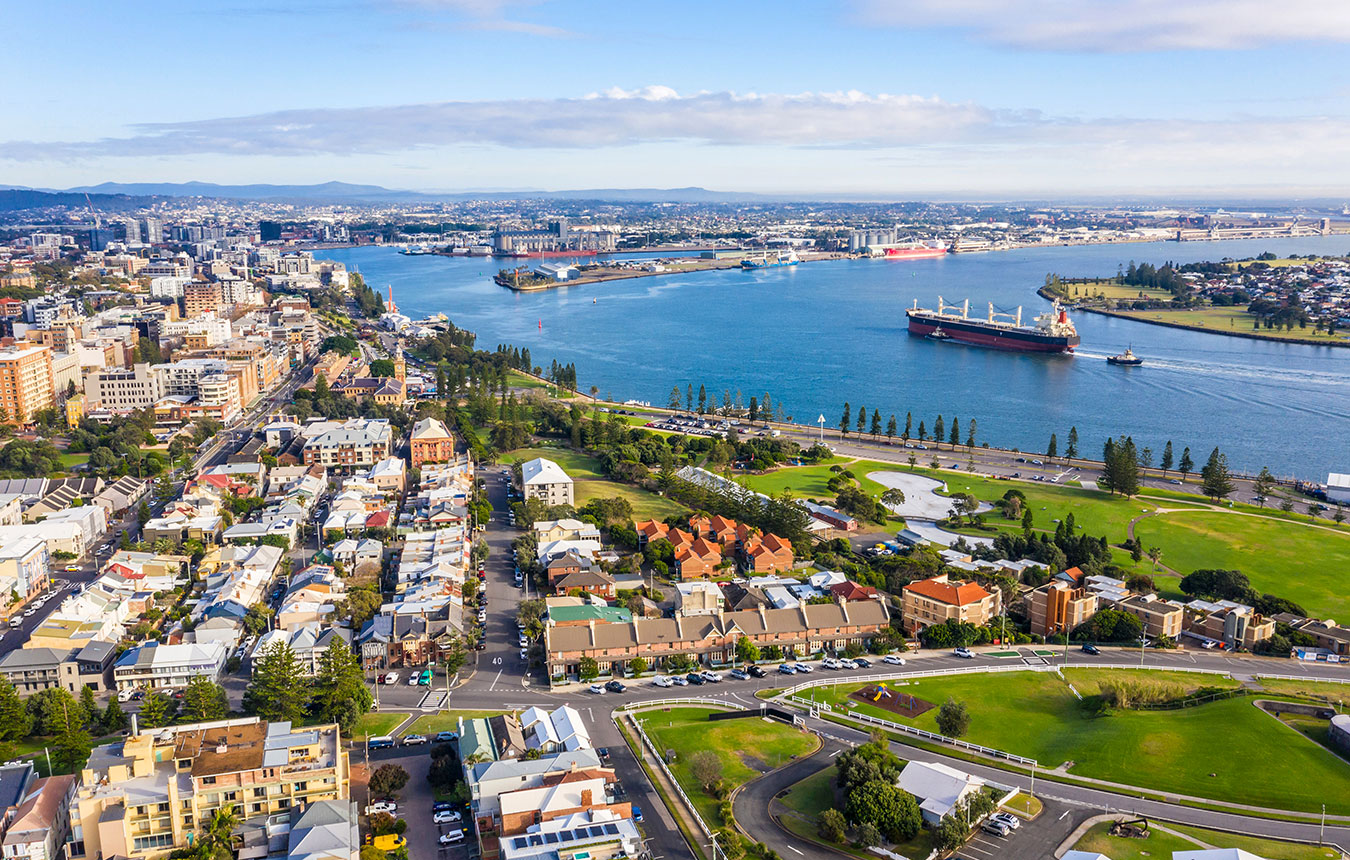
85, 363, 164, 414
0, 344, 54, 424
140, 216, 163, 245
183, 282, 223, 318
259, 221, 283, 242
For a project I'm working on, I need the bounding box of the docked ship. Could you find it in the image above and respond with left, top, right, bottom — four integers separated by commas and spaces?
883, 241, 948, 260
906, 297, 1080, 353
741, 251, 800, 269
1107, 347, 1143, 366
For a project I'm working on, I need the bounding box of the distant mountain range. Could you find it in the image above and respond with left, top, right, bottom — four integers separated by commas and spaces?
57, 181, 779, 204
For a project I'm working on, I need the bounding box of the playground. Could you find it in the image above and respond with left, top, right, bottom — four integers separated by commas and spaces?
849, 683, 935, 719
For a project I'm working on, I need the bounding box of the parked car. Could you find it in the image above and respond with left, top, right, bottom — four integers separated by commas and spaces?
1081, 644, 1100, 655
980, 820, 1011, 837
519, 648, 529, 661
729, 668, 749, 680
407, 674, 421, 686
401, 734, 427, 746
366, 800, 397, 816
432, 802, 455, 813
633, 806, 644, 823
822, 657, 843, 670
778, 663, 796, 675
434, 731, 458, 743
882, 655, 906, 665
685, 672, 706, 686
605, 680, 627, 693
433, 810, 462, 824
748, 665, 767, 678
518, 634, 529, 647
653, 675, 673, 688
853, 657, 872, 668
382, 672, 400, 685
117, 687, 138, 702
990, 812, 1020, 831
367, 737, 395, 751
589, 684, 605, 694
700, 671, 722, 683
953, 647, 974, 659
792, 662, 813, 674
439, 831, 465, 844
670, 675, 689, 686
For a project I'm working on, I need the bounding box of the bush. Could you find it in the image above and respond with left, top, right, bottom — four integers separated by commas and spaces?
935, 698, 970, 738
817, 808, 847, 843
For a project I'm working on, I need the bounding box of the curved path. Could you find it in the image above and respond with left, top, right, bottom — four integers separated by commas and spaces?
733, 739, 847, 860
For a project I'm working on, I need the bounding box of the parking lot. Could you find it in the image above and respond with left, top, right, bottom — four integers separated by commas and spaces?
356, 749, 475, 860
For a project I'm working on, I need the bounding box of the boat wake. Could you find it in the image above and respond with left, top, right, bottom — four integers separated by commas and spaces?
1075, 351, 1350, 389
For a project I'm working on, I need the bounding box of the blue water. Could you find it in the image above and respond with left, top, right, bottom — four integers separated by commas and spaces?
323, 237, 1350, 480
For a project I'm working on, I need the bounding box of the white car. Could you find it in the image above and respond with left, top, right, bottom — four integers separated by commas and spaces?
652, 675, 673, 688
700, 671, 722, 683
407, 674, 421, 686
365, 801, 397, 816
792, 662, 813, 674
117, 687, 138, 702
518, 634, 529, 647
383, 672, 400, 685
953, 647, 974, 659
670, 675, 689, 686
882, 655, 907, 666
822, 657, 842, 670
439, 831, 465, 844
589, 684, 605, 694
433, 810, 462, 824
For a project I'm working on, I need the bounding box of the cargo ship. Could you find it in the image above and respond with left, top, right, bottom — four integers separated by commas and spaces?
883, 241, 948, 260
906, 297, 1080, 353
741, 251, 800, 270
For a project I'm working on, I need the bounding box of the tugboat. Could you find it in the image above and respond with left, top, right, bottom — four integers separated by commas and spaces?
1107, 347, 1143, 366
926, 326, 951, 342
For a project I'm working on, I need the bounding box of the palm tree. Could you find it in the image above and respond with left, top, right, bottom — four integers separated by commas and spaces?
1146, 546, 1163, 570
196, 804, 238, 860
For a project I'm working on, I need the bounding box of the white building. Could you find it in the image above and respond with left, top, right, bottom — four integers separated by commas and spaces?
85, 363, 164, 413
1328, 473, 1350, 505
519, 457, 574, 507
894, 760, 987, 825
112, 641, 228, 691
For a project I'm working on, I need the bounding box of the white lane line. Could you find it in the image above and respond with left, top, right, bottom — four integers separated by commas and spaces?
787, 847, 804, 855
828, 750, 841, 758
488, 670, 503, 691
1059, 809, 1071, 820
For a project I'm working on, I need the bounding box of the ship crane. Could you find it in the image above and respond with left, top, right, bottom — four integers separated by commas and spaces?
987, 303, 1023, 327
934, 296, 970, 318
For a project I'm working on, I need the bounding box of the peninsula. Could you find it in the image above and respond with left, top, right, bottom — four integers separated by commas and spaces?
1042, 254, 1350, 347
493, 250, 842, 291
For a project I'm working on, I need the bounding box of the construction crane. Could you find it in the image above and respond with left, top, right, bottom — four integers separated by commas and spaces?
84, 193, 102, 231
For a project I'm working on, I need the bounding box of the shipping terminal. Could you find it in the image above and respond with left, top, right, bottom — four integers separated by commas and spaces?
906, 297, 1080, 353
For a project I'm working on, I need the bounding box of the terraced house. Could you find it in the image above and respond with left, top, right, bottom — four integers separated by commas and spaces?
66, 718, 348, 860
543, 599, 889, 683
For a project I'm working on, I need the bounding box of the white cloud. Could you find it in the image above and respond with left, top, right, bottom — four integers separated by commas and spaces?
853, 0, 1350, 51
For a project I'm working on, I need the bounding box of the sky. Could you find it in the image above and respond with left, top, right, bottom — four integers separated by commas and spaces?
4, 0, 1350, 197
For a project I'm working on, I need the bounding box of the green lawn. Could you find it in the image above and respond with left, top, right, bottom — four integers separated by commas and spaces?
1075, 820, 1341, 860
1255, 677, 1350, 704
777, 766, 934, 860
407, 710, 508, 735
1073, 821, 1199, 860
1119, 304, 1350, 343
353, 712, 406, 741
1167, 822, 1344, 860
640, 707, 818, 827
1133, 511, 1350, 619
779, 767, 836, 818
500, 446, 605, 479
57, 452, 88, 470
798, 670, 1350, 814
575, 480, 688, 520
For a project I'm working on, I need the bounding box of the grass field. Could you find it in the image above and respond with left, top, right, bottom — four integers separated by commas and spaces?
641, 707, 818, 827
1074, 820, 1341, 860
777, 767, 934, 860
1063, 280, 1175, 302
1119, 304, 1350, 343
575, 480, 687, 520
500, 446, 605, 479
800, 670, 1350, 813
57, 452, 88, 470
407, 710, 507, 735
352, 712, 406, 741
1133, 511, 1350, 620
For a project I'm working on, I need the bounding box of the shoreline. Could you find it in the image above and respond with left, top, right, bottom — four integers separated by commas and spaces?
1036, 287, 1350, 349
494, 252, 846, 292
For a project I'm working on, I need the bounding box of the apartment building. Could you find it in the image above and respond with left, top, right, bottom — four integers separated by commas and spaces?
301, 419, 393, 469
112, 641, 229, 692
183, 282, 223, 318
1026, 581, 1099, 637
0, 344, 53, 424
1113, 593, 1185, 639
67, 718, 349, 860
900, 574, 1002, 635
519, 458, 574, 507
85, 363, 164, 413
1183, 599, 1275, 650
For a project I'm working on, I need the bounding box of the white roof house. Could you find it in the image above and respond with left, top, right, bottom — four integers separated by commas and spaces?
1174, 851, 1270, 860
895, 760, 986, 825
521, 457, 572, 488
1328, 472, 1350, 503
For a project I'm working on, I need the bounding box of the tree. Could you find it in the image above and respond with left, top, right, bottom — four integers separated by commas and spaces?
1178, 447, 1194, 480
51, 726, 93, 774
244, 642, 310, 723
845, 779, 921, 843
181, 678, 229, 722
1146, 546, 1163, 570
101, 699, 127, 733
885, 414, 897, 443
1200, 447, 1235, 501
242, 603, 274, 636
917, 420, 926, 441
933, 415, 944, 448
856, 406, 867, 436
369, 763, 411, 798
698, 384, 707, 414
818, 809, 847, 843
1065, 426, 1079, 460
869, 410, 882, 439
78, 685, 98, 728
137, 691, 175, 728
578, 657, 599, 681
1046, 433, 1057, 460
686, 385, 693, 412
689, 750, 723, 792
839, 403, 850, 437
935, 698, 970, 738
880, 488, 906, 509
1160, 440, 1174, 476
854, 822, 882, 850
735, 636, 761, 666
0, 680, 31, 741
312, 639, 372, 733
937, 813, 970, 851
949, 416, 960, 447
1021, 508, 1034, 535
902, 412, 912, 442
1252, 466, 1276, 504
668, 387, 681, 410
966, 418, 977, 448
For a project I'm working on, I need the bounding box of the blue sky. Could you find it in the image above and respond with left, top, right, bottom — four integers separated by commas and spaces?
5, 0, 1349, 196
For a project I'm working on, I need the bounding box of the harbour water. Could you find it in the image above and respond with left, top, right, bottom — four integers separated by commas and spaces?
321, 236, 1350, 480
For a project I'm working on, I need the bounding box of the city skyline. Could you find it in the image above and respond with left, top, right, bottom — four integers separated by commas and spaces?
5, 0, 1350, 196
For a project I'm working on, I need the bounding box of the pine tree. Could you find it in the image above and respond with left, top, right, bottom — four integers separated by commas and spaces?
917, 420, 926, 441
949, 417, 960, 446
1252, 466, 1275, 505
1101, 438, 1118, 493
101, 699, 127, 734
137, 692, 175, 728
748, 397, 759, 423
966, 418, 977, 448
0, 680, 31, 741
1160, 440, 1174, 476
78, 685, 98, 729
668, 386, 681, 410
870, 410, 882, 438
1179, 446, 1194, 480
686, 385, 693, 412
1064, 426, 1078, 460
1115, 437, 1141, 496
885, 414, 897, 443
697, 384, 707, 414
1200, 447, 1235, 501
244, 643, 310, 723
902, 412, 912, 442
1047, 433, 1057, 460
934, 416, 945, 448
839, 403, 851, 437
312, 640, 373, 733
856, 406, 867, 436
181, 678, 229, 722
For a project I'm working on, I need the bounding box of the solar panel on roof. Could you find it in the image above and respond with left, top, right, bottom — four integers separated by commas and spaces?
603, 824, 619, 835
513, 839, 528, 849
544, 833, 559, 844
529, 836, 543, 846
572, 829, 589, 841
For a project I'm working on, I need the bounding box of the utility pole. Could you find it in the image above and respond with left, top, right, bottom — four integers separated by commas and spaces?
1321, 804, 1326, 845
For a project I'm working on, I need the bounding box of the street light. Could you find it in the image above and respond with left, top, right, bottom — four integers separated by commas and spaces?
817, 414, 825, 442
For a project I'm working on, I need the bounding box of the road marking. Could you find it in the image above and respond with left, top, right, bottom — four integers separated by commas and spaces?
489, 670, 503, 691
828, 750, 841, 758
1059, 809, 1071, 820
787, 847, 804, 855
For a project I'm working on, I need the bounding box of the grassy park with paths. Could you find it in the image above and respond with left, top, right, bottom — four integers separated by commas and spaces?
639, 706, 819, 828
1073, 819, 1341, 860
795, 669, 1350, 814
777, 764, 936, 860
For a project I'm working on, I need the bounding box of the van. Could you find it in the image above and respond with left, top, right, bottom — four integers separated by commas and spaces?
368, 736, 395, 750
419, 669, 433, 686
370, 834, 407, 851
